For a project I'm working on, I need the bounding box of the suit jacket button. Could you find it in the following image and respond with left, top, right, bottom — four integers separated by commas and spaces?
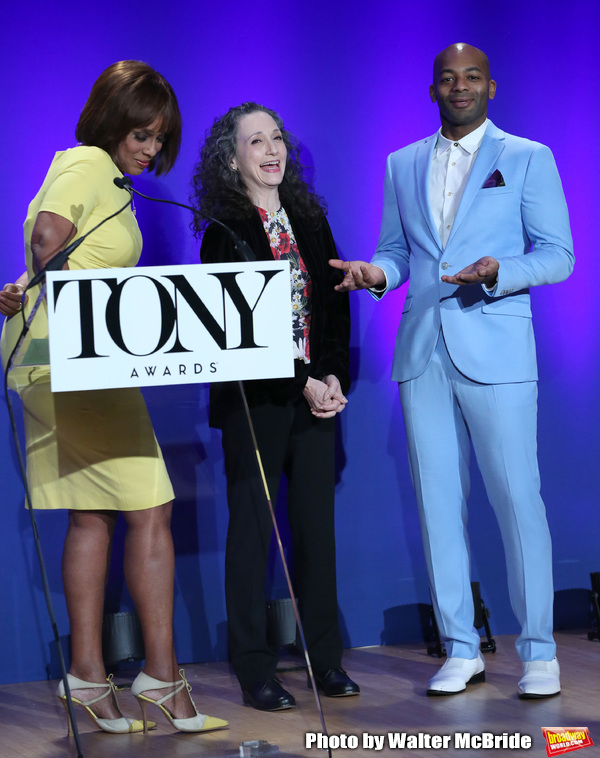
441, 262, 449, 270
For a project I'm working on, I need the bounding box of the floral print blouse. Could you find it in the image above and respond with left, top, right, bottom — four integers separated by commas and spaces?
258, 206, 312, 364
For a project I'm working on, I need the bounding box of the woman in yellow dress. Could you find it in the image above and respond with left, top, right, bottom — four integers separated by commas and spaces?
0, 61, 227, 736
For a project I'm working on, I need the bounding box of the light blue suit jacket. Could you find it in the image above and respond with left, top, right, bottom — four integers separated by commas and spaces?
371, 121, 574, 384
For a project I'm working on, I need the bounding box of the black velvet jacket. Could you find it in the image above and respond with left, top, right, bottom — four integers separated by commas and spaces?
200, 205, 350, 427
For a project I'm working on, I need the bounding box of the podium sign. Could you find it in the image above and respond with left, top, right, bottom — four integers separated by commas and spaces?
46, 261, 294, 392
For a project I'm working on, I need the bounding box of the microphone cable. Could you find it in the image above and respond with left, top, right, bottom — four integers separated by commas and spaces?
3, 289, 84, 757
3, 190, 133, 757
236, 380, 333, 758
113, 177, 256, 262
26, 195, 133, 291
114, 177, 334, 756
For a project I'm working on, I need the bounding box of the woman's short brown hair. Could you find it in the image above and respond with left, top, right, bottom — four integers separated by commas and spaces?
75, 60, 182, 175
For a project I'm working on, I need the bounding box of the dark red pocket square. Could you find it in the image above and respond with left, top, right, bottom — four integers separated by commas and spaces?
482, 169, 506, 188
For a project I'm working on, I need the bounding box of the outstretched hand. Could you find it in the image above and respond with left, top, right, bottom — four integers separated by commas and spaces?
441, 256, 499, 287
329, 259, 386, 292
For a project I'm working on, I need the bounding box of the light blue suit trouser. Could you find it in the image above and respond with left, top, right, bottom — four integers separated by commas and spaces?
398, 331, 555, 662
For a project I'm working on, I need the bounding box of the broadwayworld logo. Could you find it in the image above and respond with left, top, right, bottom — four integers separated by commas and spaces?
542, 728, 593, 756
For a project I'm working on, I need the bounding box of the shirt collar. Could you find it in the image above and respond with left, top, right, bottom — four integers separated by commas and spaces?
435, 118, 489, 156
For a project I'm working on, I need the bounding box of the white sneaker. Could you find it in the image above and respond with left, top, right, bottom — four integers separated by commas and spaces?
427, 652, 485, 696
517, 658, 560, 699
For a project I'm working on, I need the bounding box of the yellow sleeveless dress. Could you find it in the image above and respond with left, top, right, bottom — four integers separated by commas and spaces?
0, 146, 174, 510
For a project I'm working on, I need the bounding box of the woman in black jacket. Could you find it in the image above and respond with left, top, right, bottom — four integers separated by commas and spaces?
190, 102, 359, 711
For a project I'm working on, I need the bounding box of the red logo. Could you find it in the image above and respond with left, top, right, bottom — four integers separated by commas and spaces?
542, 728, 593, 756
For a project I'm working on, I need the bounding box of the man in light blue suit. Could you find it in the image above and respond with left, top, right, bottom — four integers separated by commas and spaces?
331, 43, 574, 698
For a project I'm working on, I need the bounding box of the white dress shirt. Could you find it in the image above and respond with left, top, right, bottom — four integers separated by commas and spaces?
429, 119, 489, 248
370, 119, 491, 295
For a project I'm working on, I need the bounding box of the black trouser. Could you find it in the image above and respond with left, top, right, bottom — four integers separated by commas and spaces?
220, 392, 343, 689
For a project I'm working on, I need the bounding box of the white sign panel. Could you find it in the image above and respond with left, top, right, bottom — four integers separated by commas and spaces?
46, 261, 294, 392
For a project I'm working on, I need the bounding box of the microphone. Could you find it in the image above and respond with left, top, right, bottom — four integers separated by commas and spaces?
114, 176, 133, 190
112, 177, 256, 263
26, 194, 133, 291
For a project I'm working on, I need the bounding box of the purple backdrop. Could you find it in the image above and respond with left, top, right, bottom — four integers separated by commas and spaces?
1, 0, 598, 684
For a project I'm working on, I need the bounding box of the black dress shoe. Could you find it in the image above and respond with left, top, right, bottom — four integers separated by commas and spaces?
312, 668, 360, 697
242, 678, 296, 711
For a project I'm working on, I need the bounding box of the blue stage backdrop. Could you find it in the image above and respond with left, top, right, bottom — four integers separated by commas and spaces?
1, 0, 598, 684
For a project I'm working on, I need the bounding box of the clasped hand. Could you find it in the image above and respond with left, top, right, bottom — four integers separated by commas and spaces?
302, 375, 347, 419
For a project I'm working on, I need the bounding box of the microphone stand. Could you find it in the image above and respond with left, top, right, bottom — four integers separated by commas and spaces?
114, 178, 333, 756
4, 191, 133, 757
26, 195, 133, 292
236, 382, 332, 757
3, 288, 84, 757
12, 193, 132, 364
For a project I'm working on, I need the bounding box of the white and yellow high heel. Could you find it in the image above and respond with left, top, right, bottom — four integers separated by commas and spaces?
57, 673, 156, 735
131, 668, 228, 734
